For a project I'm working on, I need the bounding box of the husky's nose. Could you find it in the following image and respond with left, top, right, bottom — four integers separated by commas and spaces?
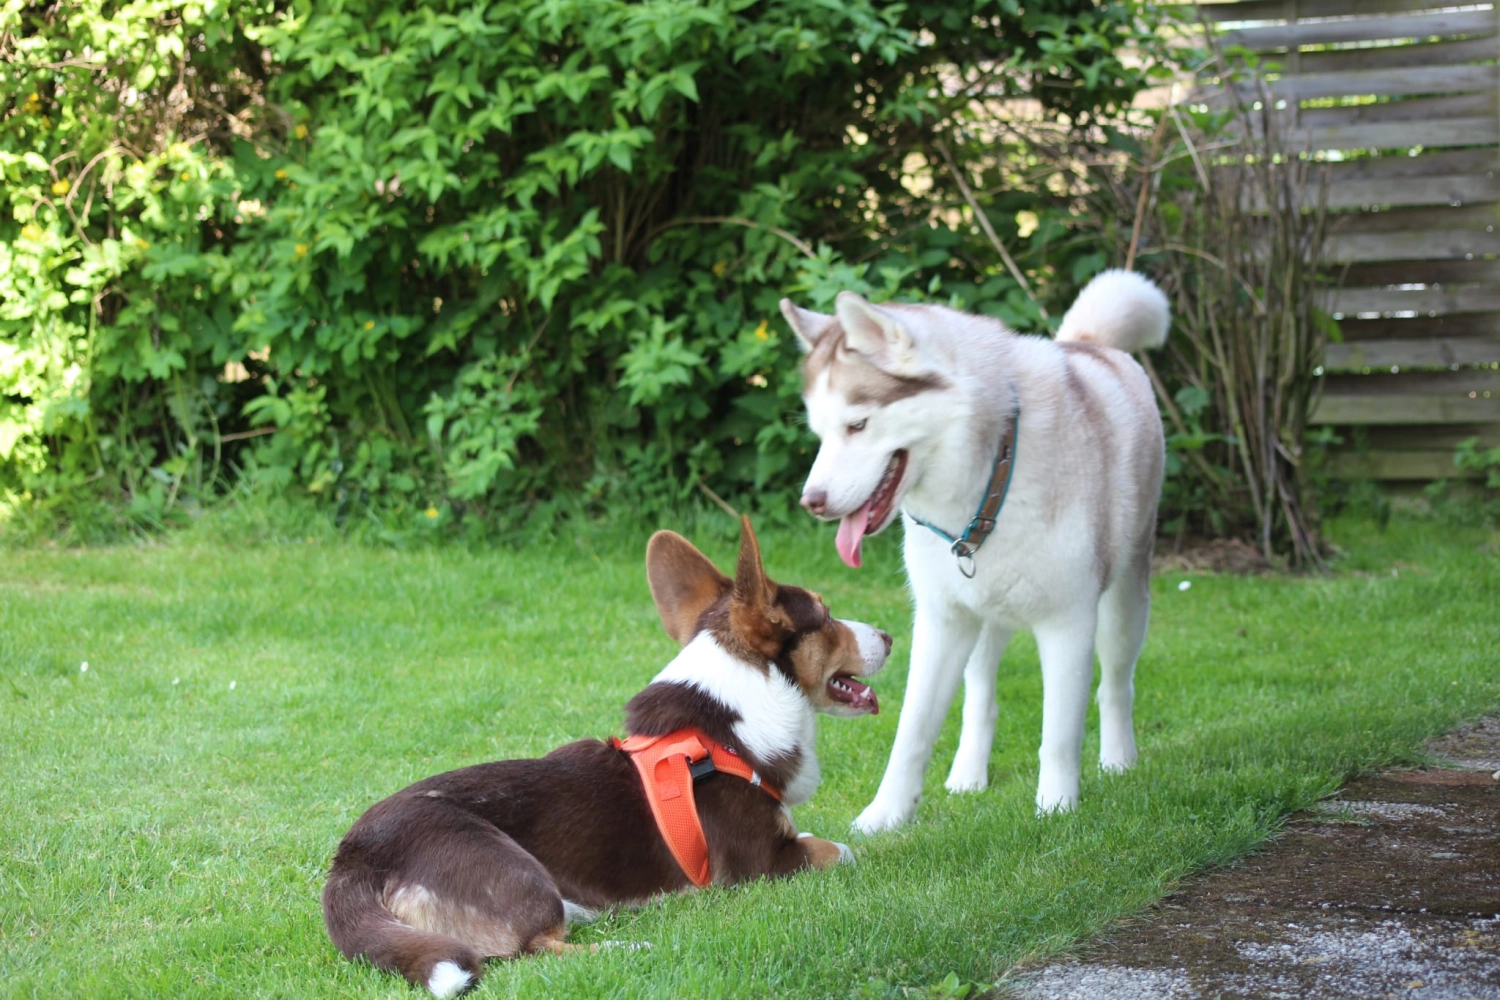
801, 489, 828, 516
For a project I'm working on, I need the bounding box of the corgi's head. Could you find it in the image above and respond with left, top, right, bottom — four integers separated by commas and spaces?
647, 516, 888, 716
626, 517, 890, 805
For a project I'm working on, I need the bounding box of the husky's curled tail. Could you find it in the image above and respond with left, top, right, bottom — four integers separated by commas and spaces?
1055, 269, 1170, 353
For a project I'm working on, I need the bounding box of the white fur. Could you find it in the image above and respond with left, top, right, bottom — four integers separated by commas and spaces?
562, 900, 599, 925
1056, 269, 1170, 352
651, 634, 822, 805
427, 960, 472, 999
841, 619, 890, 675
794, 276, 1167, 832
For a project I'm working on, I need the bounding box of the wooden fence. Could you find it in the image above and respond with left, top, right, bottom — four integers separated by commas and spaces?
1201, 0, 1500, 480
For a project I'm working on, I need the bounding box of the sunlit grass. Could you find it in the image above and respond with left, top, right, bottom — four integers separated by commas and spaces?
2, 514, 1497, 998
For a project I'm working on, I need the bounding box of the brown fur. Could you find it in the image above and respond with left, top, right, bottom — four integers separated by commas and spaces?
322, 519, 873, 994
800, 325, 947, 405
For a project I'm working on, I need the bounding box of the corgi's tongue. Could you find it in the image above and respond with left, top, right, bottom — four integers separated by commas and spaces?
835, 502, 872, 569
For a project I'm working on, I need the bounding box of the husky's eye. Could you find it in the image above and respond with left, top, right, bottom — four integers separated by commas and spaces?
847, 419, 867, 434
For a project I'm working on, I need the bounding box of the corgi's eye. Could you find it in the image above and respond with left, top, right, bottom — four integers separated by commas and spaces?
847, 419, 867, 434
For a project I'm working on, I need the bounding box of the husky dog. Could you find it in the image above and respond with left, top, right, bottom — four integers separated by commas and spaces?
780, 269, 1168, 831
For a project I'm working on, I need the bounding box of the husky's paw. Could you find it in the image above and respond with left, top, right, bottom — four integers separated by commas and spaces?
944, 767, 988, 794
1034, 789, 1079, 816
851, 798, 915, 835
1099, 747, 1138, 774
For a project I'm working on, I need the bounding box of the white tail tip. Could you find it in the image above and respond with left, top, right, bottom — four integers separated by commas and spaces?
1056, 269, 1170, 352
428, 960, 473, 999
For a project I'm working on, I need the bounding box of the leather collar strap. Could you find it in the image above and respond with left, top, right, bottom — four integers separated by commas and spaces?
610, 728, 781, 888
908, 401, 1020, 578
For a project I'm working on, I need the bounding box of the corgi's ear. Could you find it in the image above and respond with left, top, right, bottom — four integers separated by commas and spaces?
834, 291, 919, 373
646, 531, 731, 645
729, 516, 792, 660
779, 299, 835, 353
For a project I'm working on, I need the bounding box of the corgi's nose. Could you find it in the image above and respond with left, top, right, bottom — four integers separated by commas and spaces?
877, 630, 892, 653
801, 490, 828, 516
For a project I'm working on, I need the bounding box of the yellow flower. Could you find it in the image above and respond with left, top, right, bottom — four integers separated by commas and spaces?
20, 224, 43, 242
294, 124, 308, 139
754, 319, 769, 341
135, 238, 150, 250
39, 116, 52, 131
51, 178, 70, 196
294, 243, 308, 257
363, 320, 375, 330
24, 92, 40, 112
180, 172, 191, 181
711, 260, 727, 277
424, 507, 439, 519
274, 168, 289, 180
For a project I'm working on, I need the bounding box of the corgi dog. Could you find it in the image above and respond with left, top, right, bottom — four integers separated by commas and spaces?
322, 517, 889, 996
781, 269, 1168, 830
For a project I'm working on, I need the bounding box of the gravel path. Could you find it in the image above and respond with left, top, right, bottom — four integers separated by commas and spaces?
1009, 717, 1500, 1000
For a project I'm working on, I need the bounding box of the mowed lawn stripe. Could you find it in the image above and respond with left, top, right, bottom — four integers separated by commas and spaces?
1, 516, 1496, 998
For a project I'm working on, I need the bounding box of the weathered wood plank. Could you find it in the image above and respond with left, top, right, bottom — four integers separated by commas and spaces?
1324, 449, 1484, 480
1248, 174, 1500, 211
1325, 284, 1500, 316
1324, 229, 1500, 262
1312, 393, 1500, 424
1318, 148, 1500, 181
1324, 337, 1500, 370
1231, 65, 1499, 102
1329, 203, 1500, 235
1199, 0, 1495, 23
1337, 311, 1500, 341
1219, 8, 1497, 50
1269, 117, 1499, 152
1296, 33, 1500, 74
1299, 91, 1497, 129
1325, 175, 1500, 209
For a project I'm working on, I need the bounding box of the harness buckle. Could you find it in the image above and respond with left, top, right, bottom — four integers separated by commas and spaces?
688, 756, 717, 780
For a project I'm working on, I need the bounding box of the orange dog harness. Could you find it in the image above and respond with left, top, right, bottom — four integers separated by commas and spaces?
610, 728, 782, 888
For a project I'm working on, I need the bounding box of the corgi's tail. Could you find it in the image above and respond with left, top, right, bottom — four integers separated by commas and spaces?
322, 872, 483, 998
1056, 269, 1170, 353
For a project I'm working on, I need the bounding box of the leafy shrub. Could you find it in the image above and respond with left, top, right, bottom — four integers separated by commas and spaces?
2, 0, 1182, 537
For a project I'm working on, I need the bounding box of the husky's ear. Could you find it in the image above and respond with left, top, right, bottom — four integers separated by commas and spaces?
729, 516, 792, 660
646, 530, 731, 645
835, 291, 919, 372
779, 299, 834, 352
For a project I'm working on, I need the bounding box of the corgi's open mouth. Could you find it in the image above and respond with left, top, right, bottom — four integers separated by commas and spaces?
834, 450, 908, 569
827, 673, 878, 714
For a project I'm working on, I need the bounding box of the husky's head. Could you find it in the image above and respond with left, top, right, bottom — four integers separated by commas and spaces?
780, 292, 953, 569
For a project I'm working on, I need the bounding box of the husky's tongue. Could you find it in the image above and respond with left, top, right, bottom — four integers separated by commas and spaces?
836, 502, 872, 569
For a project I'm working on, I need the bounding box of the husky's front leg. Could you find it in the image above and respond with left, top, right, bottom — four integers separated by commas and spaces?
853, 603, 980, 834
1032, 612, 1098, 814
945, 623, 1014, 793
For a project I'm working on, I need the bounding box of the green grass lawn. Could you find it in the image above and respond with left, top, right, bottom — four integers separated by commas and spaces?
2, 513, 1498, 999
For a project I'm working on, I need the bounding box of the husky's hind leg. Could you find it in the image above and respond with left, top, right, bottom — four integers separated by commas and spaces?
1032, 610, 1098, 814
1096, 563, 1150, 773
945, 623, 1014, 793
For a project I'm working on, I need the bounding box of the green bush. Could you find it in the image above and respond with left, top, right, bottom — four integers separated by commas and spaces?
2, 0, 1181, 537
